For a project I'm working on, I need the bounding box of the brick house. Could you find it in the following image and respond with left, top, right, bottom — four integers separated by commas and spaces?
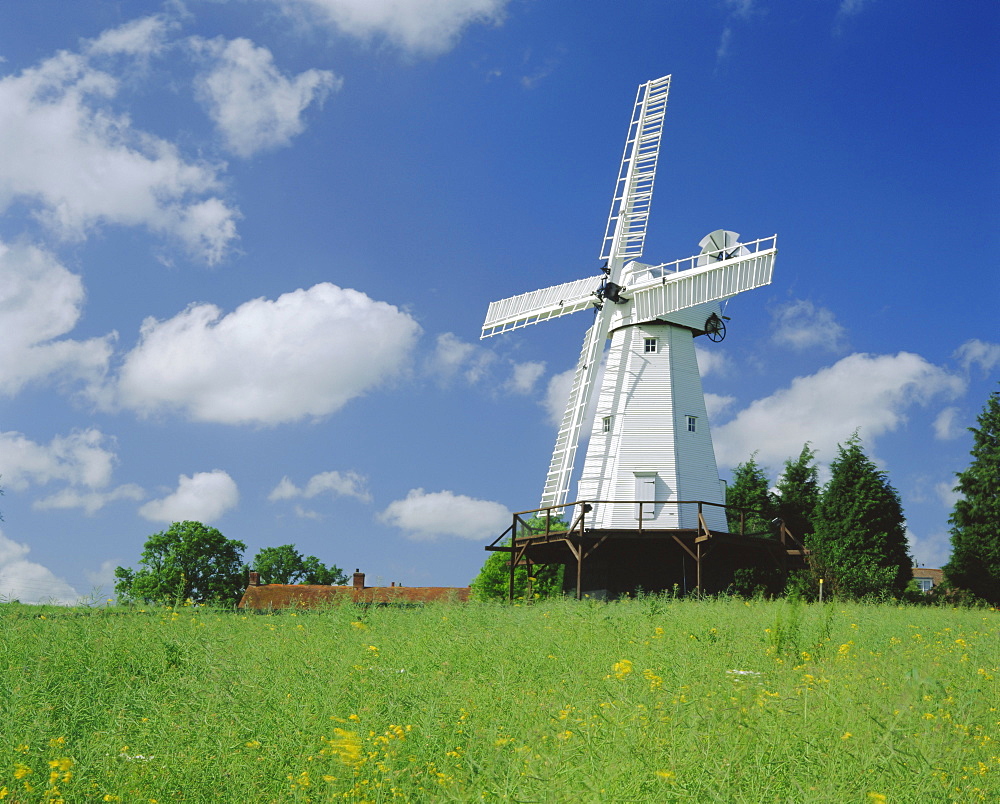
237, 569, 470, 610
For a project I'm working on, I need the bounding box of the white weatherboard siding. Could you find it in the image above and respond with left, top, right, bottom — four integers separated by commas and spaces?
577, 320, 727, 531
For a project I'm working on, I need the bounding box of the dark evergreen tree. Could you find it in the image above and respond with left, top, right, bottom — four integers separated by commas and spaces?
725, 453, 774, 535
943, 389, 1000, 605
773, 443, 820, 541
809, 434, 911, 599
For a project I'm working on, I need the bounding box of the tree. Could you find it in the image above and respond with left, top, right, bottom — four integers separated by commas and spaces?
726, 453, 774, 535
773, 443, 820, 541
470, 516, 566, 600
251, 544, 347, 585
944, 389, 1000, 605
808, 434, 911, 599
114, 521, 247, 605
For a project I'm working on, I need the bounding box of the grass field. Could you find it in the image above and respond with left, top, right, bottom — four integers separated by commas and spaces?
1, 596, 997, 802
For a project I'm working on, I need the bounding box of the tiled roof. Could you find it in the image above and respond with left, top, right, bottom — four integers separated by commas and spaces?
238, 583, 469, 609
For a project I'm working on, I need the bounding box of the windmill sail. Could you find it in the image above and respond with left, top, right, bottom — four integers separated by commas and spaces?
481, 276, 602, 339
539, 317, 610, 509
623, 236, 777, 325
600, 75, 671, 263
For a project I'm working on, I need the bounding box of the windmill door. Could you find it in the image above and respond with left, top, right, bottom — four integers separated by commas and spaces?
634, 473, 657, 520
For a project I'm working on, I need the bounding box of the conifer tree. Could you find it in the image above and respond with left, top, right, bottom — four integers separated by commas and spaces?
725, 453, 774, 535
809, 434, 911, 599
773, 443, 820, 541
943, 389, 1000, 605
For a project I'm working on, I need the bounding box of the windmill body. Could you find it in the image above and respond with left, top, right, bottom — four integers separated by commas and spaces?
481, 75, 777, 531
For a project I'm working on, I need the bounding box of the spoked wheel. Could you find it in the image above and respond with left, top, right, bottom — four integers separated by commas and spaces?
705, 313, 726, 342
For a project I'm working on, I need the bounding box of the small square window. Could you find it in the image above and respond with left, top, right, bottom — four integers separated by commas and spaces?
687, 415, 697, 432
602, 416, 611, 433
644, 337, 658, 353
916, 578, 933, 593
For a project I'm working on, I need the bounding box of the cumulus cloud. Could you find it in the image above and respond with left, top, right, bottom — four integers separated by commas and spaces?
273, 0, 509, 54
139, 470, 239, 523
713, 352, 965, 469
0, 428, 118, 491
0, 240, 114, 397
695, 342, 732, 377
770, 299, 847, 352
935, 480, 961, 510
507, 360, 546, 394
0, 17, 239, 263
34, 484, 145, 516
704, 392, 737, 422
112, 283, 421, 425
269, 470, 372, 503
933, 406, 964, 441
379, 488, 510, 541
954, 339, 1000, 376
543, 367, 574, 427
0, 530, 79, 604
192, 36, 340, 158
907, 529, 951, 571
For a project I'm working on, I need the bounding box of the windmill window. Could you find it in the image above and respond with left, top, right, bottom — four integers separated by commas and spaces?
644, 337, 658, 353
687, 415, 697, 432
602, 416, 612, 433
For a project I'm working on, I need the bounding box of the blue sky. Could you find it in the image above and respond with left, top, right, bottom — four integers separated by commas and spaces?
0, 0, 997, 602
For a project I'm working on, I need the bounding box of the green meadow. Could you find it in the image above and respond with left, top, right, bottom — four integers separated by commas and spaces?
1, 597, 997, 802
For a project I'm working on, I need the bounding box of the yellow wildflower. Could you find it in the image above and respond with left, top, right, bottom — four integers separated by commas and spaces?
655, 770, 676, 781
612, 660, 633, 679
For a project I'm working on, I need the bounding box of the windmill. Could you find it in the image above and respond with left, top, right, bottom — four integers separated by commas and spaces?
481, 75, 778, 534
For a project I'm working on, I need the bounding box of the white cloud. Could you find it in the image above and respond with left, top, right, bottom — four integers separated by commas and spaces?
0, 19, 239, 263
507, 360, 546, 394
34, 484, 145, 516
269, 470, 372, 503
0, 240, 114, 397
0, 530, 79, 604
954, 339, 1000, 376
713, 352, 965, 469
770, 299, 847, 352
933, 406, 964, 440
112, 283, 421, 425
935, 480, 961, 510
704, 392, 736, 422
139, 470, 239, 523
0, 428, 119, 490
379, 488, 510, 541
192, 36, 340, 158
428, 332, 496, 385
694, 342, 732, 377
543, 367, 574, 427
274, 0, 509, 54
907, 528, 951, 571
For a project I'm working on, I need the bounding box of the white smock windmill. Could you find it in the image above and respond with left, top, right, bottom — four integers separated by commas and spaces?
481, 75, 777, 532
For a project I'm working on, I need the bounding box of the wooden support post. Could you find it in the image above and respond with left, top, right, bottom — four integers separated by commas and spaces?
696, 539, 702, 594
508, 515, 517, 602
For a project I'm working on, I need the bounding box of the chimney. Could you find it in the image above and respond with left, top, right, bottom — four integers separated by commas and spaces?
248, 570, 261, 586
352, 569, 365, 590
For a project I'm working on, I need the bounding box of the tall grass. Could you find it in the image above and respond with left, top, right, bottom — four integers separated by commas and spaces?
1, 597, 997, 802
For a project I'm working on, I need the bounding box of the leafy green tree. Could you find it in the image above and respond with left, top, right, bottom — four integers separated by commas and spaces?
773, 443, 820, 541
251, 544, 347, 585
471, 516, 566, 600
726, 453, 774, 535
944, 389, 1000, 605
114, 521, 247, 605
808, 434, 911, 599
